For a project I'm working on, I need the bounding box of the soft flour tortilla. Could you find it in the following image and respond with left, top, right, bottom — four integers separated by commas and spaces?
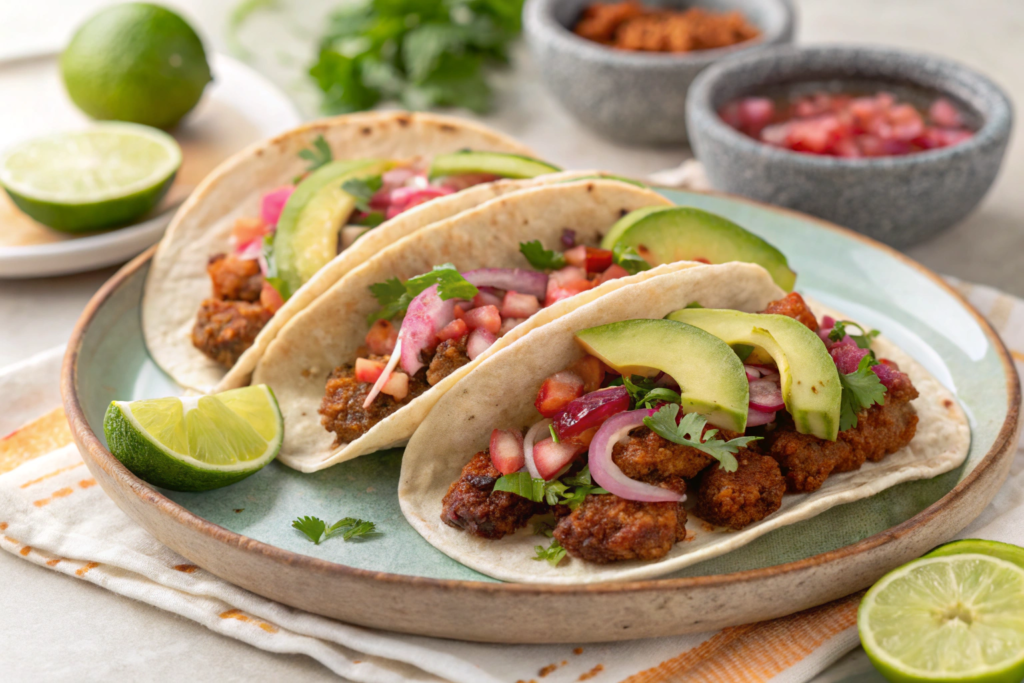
398, 271, 971, 584
252, 179, 684, 472
143, 111, 556, 393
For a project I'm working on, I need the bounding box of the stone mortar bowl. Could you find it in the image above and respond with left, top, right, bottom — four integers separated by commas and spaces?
686, 44, 1013, 247
523, 0, 796, 145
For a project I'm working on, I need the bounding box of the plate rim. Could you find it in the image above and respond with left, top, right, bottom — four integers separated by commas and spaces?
61, 189, 1022, 596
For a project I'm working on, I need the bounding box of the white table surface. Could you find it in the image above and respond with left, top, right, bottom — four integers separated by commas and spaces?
2, 1, 1021, 680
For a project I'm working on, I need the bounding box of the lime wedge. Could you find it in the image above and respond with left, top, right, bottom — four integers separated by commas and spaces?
926, 539, 1024, 569
0, 123, 181, 233
859, 553, 1024, 683
103, 385, 282, 492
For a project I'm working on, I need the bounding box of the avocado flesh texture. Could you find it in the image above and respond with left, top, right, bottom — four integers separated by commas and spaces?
600, 206, 672, 247
274, 159, 394, 297
575, 318, 750, 433
427, 152, 560, 179
667, 308, 840, 440
602, 207, 797, 292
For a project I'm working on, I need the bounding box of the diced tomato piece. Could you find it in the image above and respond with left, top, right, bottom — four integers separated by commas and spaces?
381, 371, 409, 400
437, 318, 469, 342
385, 186, 455, 219
561, 426, 598, 453
534, 371, 585, 418
355, 358, 386, 384
454, 304, 467, 320
472, 289, 503, 309
232, 217, 268, 246
545, 280, 594, 307
365, 319, 398, 355
260, 281, 285, 314
533, 438, 581, 480
584, 247, 614, 273
595, 263, 630, 285
498, 317, 525, 337
564, 245, 587, 269
929, 98, 964, 128
489, 429, 525, 474
568, 355, 606, 393
467, 328, 497, 360
501, 291, 540, 319
463, 305, 501, 334
549, 265, 588, 287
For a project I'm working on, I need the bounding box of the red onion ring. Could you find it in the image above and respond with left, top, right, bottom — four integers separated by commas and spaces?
748, 378, 785, 412
588, 409, 684, 503
522, 419, 550, 479
464, 269, 548, 301
746, 407, 777, 427
399, 284, 456, 376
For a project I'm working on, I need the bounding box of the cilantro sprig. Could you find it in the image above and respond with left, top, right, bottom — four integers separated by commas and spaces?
368, 263, 479, 324
643, 405, 761, 472
342, 176, 383, 213
829, 320, 881, 353
493, 466, 608, 510
292, 515, 379, 544
534, 538, 567, 567
519, 240, 566, 270
298, 135, 333, 173
612, 242, 652, 275
608, 374, 681, 410
838, 355, 887, 431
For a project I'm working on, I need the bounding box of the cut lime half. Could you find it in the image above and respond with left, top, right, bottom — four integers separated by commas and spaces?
859, 553, 1024, 683
103, 385, 282, 492
0, 123, 181, 233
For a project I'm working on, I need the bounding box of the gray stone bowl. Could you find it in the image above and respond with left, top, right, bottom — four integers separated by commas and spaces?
523, 0, 796, 145
686, 45, 1014, 247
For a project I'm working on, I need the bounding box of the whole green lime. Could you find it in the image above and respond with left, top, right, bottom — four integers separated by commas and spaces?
61, 3, 212, 129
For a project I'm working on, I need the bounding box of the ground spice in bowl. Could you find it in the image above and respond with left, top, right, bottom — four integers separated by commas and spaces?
574, 1, 760, 52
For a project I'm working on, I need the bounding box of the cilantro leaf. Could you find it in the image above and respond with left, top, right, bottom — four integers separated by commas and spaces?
298, 135, 333, 172
612, 242, 652, 275
532, 518, 555, 538
493, 472, 545, 502
326, 517, 378, 541
367, 265, 477, 324
829, 320, 881, 351
636, 387, 683, 409
342, 176, 384, 212
519, 240, 566, 270
533, 538, 567, 567
292, 516, 327, 544
494, 466, 608, 510
617, 374, 679, 409
643, 405, 761, 472
838, 355, 888, 431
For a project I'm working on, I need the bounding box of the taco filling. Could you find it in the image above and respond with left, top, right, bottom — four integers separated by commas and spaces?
438, 292, 920, 565
319, 236, 654, 444
191, 146, 560, 368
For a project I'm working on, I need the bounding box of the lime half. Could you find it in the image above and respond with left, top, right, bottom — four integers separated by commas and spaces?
859, 553, 1024, 683
103, 385, 282, 492
0, 123, 181, 232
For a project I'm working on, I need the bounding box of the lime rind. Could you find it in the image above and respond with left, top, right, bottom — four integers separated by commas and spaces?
859, 554, 1024, 683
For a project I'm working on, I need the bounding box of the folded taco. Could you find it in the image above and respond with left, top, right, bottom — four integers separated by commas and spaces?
251, 178, 728, 472
397, 263, 970, 584
143, 111, 574, 393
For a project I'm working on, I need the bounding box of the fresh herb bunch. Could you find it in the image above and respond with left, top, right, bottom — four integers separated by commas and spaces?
309, 0, 526, 114
368, 263, 479, 323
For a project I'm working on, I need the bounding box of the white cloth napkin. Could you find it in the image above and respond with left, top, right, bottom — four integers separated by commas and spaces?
1, 279, 1021, 683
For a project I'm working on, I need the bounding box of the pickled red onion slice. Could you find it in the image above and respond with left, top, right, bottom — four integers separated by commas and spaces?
490, 429, 525, 475
464, 268, 548, 301
522, 419, 551, 479
399, 284, 456, 376
588, 409, 683, 503
261, 186, 294, 227
363, 337, 402, 409
553, 385, 630, 440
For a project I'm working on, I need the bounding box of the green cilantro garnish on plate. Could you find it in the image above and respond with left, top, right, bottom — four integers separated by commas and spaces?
838, 356, 887, 431
342, 176, 383, 213
519, 240, 566, 270
534, 538, 567, 567
612, 242, 651, 275
368, 263, 479, 323
298, 134, 333, 172
292, 515, 378, 544
643, 405, 761, 473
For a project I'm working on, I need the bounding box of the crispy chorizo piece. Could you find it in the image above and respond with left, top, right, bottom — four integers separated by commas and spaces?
553, 493, 687, 564
191, 299, 272, 368
441, 452, 544, 539
574, 0, 644, 43
612, 426, 717, 483
694, 449, 785, 530
426, 337, 471, 386
761, 292, 819, 332
766, 371, 919, 492
207, 253, 264, 302
319, 359, 430, 444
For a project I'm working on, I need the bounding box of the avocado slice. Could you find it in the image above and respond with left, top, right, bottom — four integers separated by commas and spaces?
575, 319, 750, 433
274, 159, 393, 297
667, 308, 840, 440
558, 173, 648, 188
601, 207, 797, 292
427, 151, 560, 180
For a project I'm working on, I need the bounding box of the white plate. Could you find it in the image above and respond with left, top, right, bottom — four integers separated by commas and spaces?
0, 51, 302, 278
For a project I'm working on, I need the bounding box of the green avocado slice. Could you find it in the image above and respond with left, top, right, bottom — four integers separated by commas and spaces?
575, 319, 750, 433
273, 159, 394, 297
667, 308, 840, 440
427, 151, 560, 179
601, 207, 797, 292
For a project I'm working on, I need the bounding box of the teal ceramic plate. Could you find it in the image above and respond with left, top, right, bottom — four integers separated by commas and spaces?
63, 189, 1021, 643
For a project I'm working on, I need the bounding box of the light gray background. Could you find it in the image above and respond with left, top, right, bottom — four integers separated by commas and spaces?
4, 1, 1022, 680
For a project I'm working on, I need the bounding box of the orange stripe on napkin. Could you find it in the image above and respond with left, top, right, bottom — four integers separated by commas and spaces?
75, 562, 100, 577
33, 486, 75, 507
624, 594, 861, 683
20, 462, 84, 489
0, 407, 73, 475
